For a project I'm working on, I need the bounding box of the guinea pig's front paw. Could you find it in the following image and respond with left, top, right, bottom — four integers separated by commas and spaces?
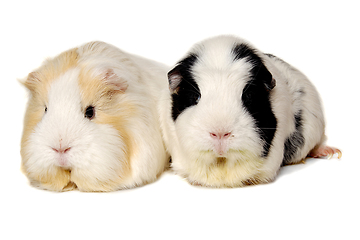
188, 180, 205, 187
308, 146, 342, 159
62, 181, 77, 191
28, 169, 73, 192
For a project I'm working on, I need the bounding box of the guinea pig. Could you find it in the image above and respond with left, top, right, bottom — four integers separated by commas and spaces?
20, 41, 169, 191
159, 35, 341, 187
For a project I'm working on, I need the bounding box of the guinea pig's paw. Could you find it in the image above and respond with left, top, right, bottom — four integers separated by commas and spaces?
29, 169, 73, 192
308, 146, 342, 159
189, 180, 205, 187
241, 174, 274, 186
242, 177, 263, 186
62, 181, 77, 191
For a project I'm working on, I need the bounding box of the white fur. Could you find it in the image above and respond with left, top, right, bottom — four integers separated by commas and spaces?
22, 42, 170, 191
159, 35, 325, 187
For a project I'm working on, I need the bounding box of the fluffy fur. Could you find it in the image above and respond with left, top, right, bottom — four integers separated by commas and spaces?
159, 35, 340, 187
21, 42, 169, 191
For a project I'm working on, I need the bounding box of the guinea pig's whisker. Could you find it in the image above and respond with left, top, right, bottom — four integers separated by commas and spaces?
242, 82, 256, 93
183, 78, 201, 95
189, 90, 200, 95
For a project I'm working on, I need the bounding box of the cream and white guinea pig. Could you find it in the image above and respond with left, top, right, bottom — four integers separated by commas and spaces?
21, 41, 169, 192
159, 35, 341, 187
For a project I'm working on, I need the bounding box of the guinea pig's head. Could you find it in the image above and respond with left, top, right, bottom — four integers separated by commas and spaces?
168, 36, 277, 186
21, 44, 136, 191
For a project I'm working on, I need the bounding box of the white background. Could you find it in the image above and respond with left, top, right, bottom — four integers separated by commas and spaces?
1, 1, 359, 239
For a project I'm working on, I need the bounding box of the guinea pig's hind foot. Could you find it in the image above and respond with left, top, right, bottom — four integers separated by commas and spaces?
308, 146, 342, 159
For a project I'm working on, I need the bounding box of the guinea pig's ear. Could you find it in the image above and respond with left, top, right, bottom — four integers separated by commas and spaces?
260, 66, 276, 91
99, 68, 128, 92
265, 77, 276, 91
167, 66, 182, 94
21, 72, 41, 91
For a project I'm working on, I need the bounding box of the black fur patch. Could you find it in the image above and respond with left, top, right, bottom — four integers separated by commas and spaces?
169, 54, 200, 121
283, 110, 305, 164
232, 44, 277, 157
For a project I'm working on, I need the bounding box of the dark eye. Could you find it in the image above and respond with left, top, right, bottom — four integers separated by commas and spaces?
242, 91, 253, 105
84, 106, 95, 119
189, 92, 200, 105
45, 106, 47, 113
245, 91, 252, 99
195, 94, 201, 104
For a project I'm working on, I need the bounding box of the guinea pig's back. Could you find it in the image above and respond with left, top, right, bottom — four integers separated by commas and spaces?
128, 54, 169, 97
265, 54, 326, 165
117, 52, 170, 185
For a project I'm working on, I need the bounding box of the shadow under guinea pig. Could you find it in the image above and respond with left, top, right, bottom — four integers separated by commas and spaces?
277, 157, 336, 180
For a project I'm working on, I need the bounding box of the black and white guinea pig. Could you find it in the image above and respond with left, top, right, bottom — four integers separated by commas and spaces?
21, 41, 169, 191
159, 35, 341, 187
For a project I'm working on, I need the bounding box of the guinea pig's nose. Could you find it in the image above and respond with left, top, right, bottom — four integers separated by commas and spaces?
210, 132, 232, 140
52, 147, 71, 154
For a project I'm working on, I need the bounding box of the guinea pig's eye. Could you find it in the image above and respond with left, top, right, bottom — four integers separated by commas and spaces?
44, 106, 47, 113
189, 92, 201, 105
84, 106, 95, 119
242, 91, 253, 104
195, 95, 201, 104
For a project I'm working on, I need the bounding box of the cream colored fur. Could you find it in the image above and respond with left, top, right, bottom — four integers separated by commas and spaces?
21, 42, 170, 191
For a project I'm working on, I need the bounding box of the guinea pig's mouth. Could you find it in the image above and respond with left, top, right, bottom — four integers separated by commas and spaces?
200, 149, 261, 167
58, 165, 72, 171
216, 157, 227, 166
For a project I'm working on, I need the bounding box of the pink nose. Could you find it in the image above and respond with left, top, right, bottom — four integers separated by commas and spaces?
210, 132, 232, 140
52, 147, 71, 154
